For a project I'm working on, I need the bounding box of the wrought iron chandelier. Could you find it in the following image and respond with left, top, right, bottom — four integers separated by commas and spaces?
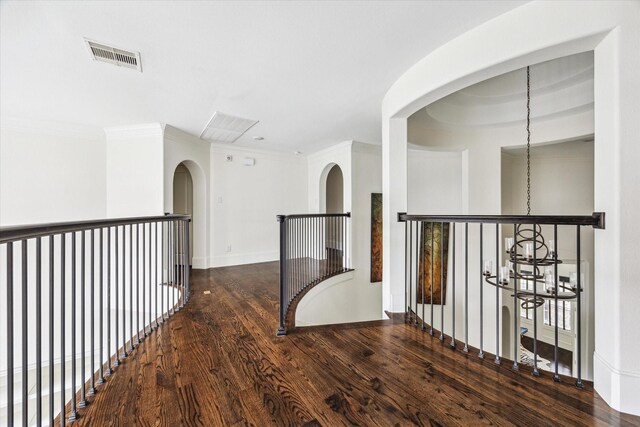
483, 66, 579, 309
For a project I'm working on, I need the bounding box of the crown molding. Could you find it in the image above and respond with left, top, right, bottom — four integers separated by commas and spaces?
351, 140, 381, 155
104, 123, 164, 140
306, 140, 353, 161
0, 116, 104, 140
163, 124, 208, 145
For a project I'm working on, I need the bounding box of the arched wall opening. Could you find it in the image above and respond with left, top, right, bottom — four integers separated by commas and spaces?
325, 164, 344, 214
319, 163, 346, 266
381, 1, 639, 414
173, 163, 194, 264
319, 162, 347, 214
166, 158, 208, 269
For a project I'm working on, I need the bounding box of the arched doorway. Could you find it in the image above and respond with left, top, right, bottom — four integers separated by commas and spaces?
173, 163, 193, 266
325, 164, 344, 213
322, 164, 344, 268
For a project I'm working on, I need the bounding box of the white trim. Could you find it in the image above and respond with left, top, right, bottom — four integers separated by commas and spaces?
191, 256, 208, 269
104, 123, 164, 140
594, 351, 640, 416
209, 250, 279, 268
350, 141, 381, 155
594, 351, 640, 378
307, 140, 353, 159
163, 124, 208, 145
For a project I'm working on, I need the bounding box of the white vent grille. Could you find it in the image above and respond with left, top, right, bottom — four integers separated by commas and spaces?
84, 38, 142, 72
200, 112, 258, 143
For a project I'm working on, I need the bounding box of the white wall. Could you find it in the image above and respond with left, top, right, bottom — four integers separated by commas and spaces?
297, 141, 383, 326
105, 124, 164, 218
163, 125, 210, 269
0, 118, 106, 225
210, 144, 307, 267
382, 0, 640, 415
407, 148, 462, 214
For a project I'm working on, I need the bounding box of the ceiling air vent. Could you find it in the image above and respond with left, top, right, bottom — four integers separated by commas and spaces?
84, 38, 142, 72
200, 112, 258, 143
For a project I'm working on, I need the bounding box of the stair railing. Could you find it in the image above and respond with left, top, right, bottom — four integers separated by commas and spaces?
398, 212, 605, 388
0, 214, 190, 426
276, 213, 351, 336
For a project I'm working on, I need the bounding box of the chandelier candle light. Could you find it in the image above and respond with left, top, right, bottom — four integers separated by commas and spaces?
481, 65, 581, 379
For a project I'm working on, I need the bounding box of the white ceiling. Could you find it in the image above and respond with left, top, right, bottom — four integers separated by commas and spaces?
411, 51, 594, 130
0, 1, 525, 153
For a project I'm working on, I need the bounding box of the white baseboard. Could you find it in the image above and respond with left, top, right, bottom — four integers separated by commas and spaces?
594, 351, 640, 416
192, 256, 208, 269
209, 250, 278, 268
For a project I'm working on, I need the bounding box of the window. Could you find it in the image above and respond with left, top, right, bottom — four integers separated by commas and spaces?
543, 300, 572, 331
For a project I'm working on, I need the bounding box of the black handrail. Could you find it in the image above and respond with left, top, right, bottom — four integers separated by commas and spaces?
1, 214, 191, 426
0, 214, 190, 243
399, 211, 606, 389
398, 212, 604, 228
279, 212, 351, 220
276, 212, 352, 336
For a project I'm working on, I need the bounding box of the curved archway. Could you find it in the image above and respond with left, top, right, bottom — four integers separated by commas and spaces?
318, 162, 346, 214
168, 159, 208, 269
173, 163, 194, 264
325, 164, 344, 214
381, 2, 639, 414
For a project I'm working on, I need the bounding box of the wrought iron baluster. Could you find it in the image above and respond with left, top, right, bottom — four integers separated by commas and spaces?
440, 222, 445, 342
36, 237, 42, 425
106, 227, 112, 375
512, 223, 519, 371
22, 240, 29, 426
80, 230, 87, 407
451, 223, 456, 349
404, 221, 408, 319
479, 223, 484, 357
576, 225, 583, 388
553, 224, 560, 382
89, 229, 97, 395
114, 226, 120, 367
430, 222, 434, 335
532, 223, 539, 376
495, 224, 500, 364
464, 223, 469, 352
7, 242, 13, 427
129, 225, 134, 351
49, 236, 55, 426
60, 233, 66, 426
70, 232, 78, 420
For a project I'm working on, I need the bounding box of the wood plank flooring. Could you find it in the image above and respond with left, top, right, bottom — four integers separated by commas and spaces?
71, 262, 640, 426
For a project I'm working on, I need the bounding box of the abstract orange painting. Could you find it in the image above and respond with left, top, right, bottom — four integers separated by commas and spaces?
370, 193, 383, 282
417, 222, 449, 304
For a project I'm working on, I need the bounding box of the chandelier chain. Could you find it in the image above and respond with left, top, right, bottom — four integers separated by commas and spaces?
526, 66, 531, 216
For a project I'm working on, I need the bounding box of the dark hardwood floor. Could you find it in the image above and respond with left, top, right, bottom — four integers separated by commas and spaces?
521, 335, 573, 377
71, 262, 640, 426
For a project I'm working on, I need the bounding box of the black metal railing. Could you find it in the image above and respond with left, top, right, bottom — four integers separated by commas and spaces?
276, 213, 351, 336
0, 214, 190, 426
398, 212, 604, 388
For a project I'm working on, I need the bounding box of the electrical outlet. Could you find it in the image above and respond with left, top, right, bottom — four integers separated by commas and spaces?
226, 245, 232, 253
